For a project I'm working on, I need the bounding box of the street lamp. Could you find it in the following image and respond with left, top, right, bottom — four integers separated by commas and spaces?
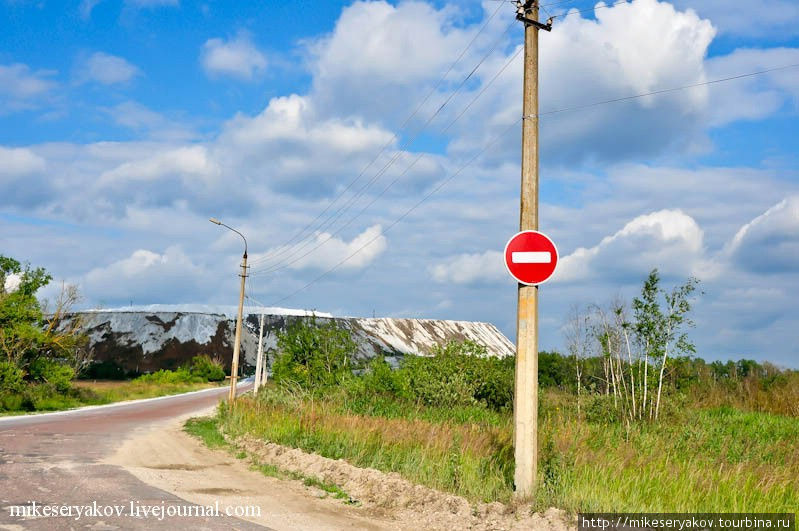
209, 217, 247, 406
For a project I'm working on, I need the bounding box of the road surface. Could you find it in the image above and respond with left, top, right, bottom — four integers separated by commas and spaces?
0, 383, 270, 530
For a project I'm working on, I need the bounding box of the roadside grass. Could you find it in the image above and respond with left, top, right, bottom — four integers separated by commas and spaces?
184, 414, 356, 504
0, 380, 226, 416
74, 380, 223, 405
217, 385, 799, 512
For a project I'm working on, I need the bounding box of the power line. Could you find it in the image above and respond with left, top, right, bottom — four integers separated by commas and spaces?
250, 41, 525, 277
247, 1, 507, 268
524, 62, 799, 120
554, 0, 630, 19
250, 17, 519, 273
266, 117, 523, 306
258, 61, 799, 305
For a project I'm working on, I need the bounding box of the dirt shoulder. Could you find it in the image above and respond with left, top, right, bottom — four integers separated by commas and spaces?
105, 407, 396, 530
106, 409, 574, 531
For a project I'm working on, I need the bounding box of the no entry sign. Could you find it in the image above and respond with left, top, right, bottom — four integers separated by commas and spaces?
504, 230, 559, 286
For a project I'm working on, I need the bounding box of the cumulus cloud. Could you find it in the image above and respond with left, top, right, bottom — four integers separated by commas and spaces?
0, 63, 57, 113
430, 250, 505, 285
726, 196, 799, 274
252, 225, 387, 272
0, 146, 50, 207
99, 145, 218, 184
704, 47, 799, 126
555, 209, 707, 283
80, 52, 140, 85
83, 246, 209, 302
307, 0, 479, 125
216, 93, 399, 197
3, 274, 21, 294
201, 32, 267, 80
0, 146, 46, 177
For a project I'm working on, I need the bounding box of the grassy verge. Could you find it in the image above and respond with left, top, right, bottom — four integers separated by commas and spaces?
184, 415, 356, 504
216, 385, 799, 512
0, 380, 223, 416
74, 379, 223, 404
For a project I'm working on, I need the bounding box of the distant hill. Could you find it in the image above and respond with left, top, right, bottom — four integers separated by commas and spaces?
61, 309, 514, 376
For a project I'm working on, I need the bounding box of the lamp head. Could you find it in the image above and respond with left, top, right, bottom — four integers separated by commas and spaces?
209, 217, 221, 225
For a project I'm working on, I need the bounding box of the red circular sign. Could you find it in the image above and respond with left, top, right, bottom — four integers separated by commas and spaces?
504, 230, 559, 286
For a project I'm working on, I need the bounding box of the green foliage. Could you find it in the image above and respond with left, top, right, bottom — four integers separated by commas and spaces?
0, 255, 89, 407
135, 367, 202, 384
272, 316, 357, 389
394, 340, 514, 411
0, 360, 24, 393
189, 354, 226, 381
28, 358, 75, 393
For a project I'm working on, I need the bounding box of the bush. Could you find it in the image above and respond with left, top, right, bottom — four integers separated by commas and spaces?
190, 354, 226, 382
0, 360, 24, 393
135, 367, 201, 384
0, 392, 25, 411
29, 358, 75, 393
400, 340, 514, 411
352, 357, 410, 398
273, 317, 357, 389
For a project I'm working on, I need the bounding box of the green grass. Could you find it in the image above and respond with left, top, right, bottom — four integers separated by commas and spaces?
0, 380, 224, 416
216, 385, 799, 512
185, 416, 228, 449
184, 414, 357, 504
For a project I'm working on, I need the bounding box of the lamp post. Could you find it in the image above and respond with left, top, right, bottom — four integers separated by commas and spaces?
209, 218, 247, 406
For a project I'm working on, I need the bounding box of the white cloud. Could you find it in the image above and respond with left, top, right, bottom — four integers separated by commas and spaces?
83, 246, 209, 302
3, 273, 21, 294
430, 250, 505, 285
704, 47, 799, 126
0, 146, 46, 177
0, 63, 57, 112
201, 32, 267, 80
726, 195, 799, 273
252, 225, 387, 272
554, 210, 707, 283
99, 146, 218, 184
82, 52, 140, 85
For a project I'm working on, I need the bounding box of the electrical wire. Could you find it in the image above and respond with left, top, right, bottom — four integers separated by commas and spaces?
266, 117, 524, 306
258, 61, 799, 304
523, 62, 799, 120
250, 40, 525, 277
247, 1, 507, 268
249, 17, 519, 274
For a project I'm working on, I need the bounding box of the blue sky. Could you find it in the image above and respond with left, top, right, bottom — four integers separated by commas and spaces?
1, 0, 798, 367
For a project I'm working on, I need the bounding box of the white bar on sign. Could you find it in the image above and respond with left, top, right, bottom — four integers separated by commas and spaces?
512, 251, 551, 264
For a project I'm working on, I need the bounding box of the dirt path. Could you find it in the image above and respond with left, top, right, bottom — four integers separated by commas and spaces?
106, 408, 574, 531
104, 408, 398, 530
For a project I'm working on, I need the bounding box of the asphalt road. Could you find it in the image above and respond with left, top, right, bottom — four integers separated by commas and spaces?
0, 382, 268, 530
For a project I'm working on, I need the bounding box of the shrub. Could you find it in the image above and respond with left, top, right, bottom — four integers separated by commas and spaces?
273, 317, 357, 389
353, 356, 410, 398
135, 367, 200, 384
401, 340, 514, 411
190, 354, 226, 382
0, 360, 24, 393
29, 358, 75, 393
0, 392, 24, 411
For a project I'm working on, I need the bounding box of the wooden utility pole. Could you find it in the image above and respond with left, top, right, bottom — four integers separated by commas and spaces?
208, 217, 249, 408
254, 313, 265, 392
514, 0, 551, 498
229, 252, 247, 406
